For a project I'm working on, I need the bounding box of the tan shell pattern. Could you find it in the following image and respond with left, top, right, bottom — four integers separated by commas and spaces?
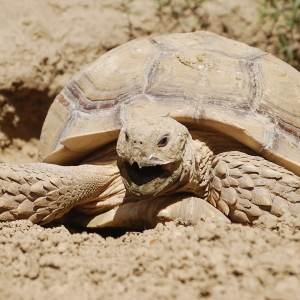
39, 31, 300, 176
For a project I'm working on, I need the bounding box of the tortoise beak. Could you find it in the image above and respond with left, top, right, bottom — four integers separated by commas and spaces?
126, 154, 174, 169
117, 154, 177, 187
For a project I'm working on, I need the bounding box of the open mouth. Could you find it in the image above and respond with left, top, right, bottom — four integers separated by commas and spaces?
117, 156, 183, 199
124, 162, 172, 186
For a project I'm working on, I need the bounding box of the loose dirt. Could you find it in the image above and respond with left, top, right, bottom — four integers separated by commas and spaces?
1, 218, 300, 299
1, 0, 300, 299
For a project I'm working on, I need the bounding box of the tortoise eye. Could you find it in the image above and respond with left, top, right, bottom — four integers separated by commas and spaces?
125, 132, 129, 142
157, 137, 169, 147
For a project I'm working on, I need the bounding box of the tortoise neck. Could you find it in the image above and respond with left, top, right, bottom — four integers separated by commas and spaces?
178, 139, 213, 198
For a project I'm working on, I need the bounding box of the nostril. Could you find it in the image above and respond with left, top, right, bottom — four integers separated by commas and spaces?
140, 141, 143, 145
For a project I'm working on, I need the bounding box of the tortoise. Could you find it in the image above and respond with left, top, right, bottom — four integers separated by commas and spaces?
1, 31, 300, 229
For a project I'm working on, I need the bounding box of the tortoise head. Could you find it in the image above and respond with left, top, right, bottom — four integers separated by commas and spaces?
116, 117, 192, 199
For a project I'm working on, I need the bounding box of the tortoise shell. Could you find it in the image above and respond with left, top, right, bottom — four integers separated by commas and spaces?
39, 31, 300, 176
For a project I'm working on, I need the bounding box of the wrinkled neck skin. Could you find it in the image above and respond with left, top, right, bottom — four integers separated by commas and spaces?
169, 137, 213, 198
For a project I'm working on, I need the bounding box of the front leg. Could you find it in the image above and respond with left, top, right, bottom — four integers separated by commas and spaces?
0, 163, 120, 225
208, 151, 300, 223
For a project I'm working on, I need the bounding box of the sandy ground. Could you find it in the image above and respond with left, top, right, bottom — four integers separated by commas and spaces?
1, 0, 300, 299
1, 218, 300, 300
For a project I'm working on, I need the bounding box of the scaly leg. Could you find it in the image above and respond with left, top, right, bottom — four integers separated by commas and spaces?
208, 151, 300, 223
0, 163, 119, 224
